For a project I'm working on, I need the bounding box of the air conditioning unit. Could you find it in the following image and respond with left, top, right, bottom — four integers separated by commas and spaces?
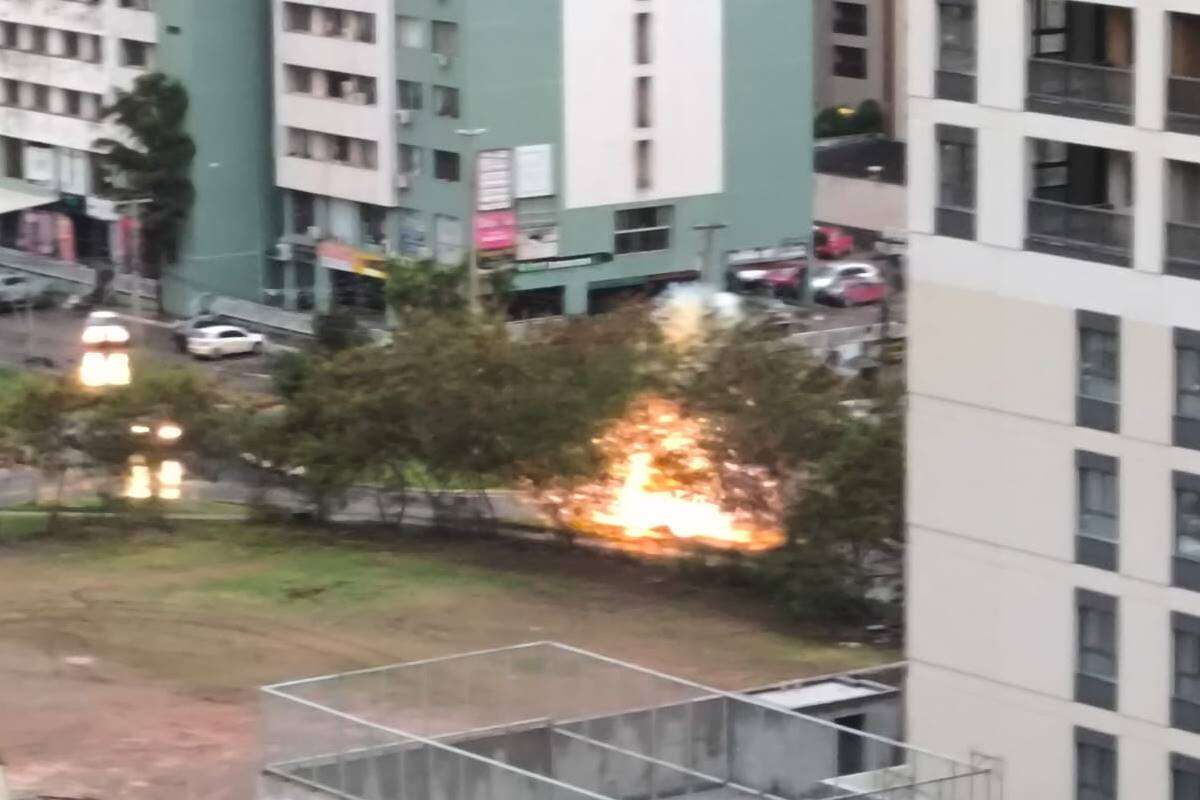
434, 53, 451, 68
395, 172, 411, 190
306, 225, 323, 240
274, 242, 293, 261
397, 108, 414, 125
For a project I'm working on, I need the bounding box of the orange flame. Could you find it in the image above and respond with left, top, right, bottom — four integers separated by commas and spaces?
547, 397, 784, 553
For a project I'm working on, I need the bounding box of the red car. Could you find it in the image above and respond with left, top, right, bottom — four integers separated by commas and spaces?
813, 225, 855, 259
825, 275, 886, 306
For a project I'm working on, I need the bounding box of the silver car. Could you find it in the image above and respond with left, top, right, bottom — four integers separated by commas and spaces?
0, 272, 50, 307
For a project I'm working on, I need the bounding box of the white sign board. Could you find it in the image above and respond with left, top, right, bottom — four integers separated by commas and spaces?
86, 196, 120, 222
476, 149, 513, 211
515, 144, 554, 198
23, 145, 55, 184
517, 225, 559, 260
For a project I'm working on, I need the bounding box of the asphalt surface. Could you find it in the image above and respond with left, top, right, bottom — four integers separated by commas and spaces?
0, 307, 277, 392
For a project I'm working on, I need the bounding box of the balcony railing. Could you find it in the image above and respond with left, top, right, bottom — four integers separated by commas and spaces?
936, 69, 977, 103
935, 206, 976, 240
1168, 75, 1200, 136
1027, 58, 1133, 124
1025, 198, 1132, 267
1168, 220, 1200, 280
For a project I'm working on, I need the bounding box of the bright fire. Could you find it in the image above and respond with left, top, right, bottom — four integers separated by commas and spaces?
544, 397, 784, 553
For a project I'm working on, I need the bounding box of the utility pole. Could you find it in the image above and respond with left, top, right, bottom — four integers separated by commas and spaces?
692, 223, 727, 290
456, 127, 488, 313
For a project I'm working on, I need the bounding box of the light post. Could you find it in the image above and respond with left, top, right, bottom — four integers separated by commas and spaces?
455, 127, 488, 314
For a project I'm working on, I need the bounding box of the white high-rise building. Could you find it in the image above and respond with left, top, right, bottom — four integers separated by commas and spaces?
0, 0, 158, 258
906, 1, 1200, 798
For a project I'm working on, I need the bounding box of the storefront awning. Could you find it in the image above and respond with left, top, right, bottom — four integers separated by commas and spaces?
0, 178, 58, 216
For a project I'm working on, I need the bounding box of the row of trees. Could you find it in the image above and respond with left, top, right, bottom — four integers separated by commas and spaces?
0, 258, 903, 626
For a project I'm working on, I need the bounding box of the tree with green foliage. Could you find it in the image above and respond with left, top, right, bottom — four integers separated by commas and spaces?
0, 375, 86, 506
93, 73, 196, 283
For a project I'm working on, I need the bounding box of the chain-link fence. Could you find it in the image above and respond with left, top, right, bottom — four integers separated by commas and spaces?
261, 643, 988, 800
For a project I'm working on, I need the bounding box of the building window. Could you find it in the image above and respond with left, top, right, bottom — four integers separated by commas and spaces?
1075, 589, 1117, 711
1, 80, 17, 107
434, 214, 463, 266
832, 45, 867, 79
284, 3, 314, 33
434, 150, 460, 182
285, 65, 313, 94
1174, 471, 1200, 592
615, 206, 672, 254
634, 12, 652, 64
64, 89, 81, 117
397, 15, 424, 49
935, 124, 976, 240
399, 145, 422, 176
361, 204, 387, 247
120, 39, 153, 68
1076, 451, 1117, 572
1174, 613, 1200, 733
1, 22, 17, 49
635, 140, 653, 190
1176, 328, 1200, 450
30, 27, 47, 55
31, 84, 49, 112
1173, 752, 1200, 800
432, 21, 458, 58
286, 128, 311, 159
1075, 727, 1116, 800
398, 80, 423, 111
636, 76, 653, 128
833, 2, 868, 36
61, 31, 79, 59
937, 0, 977, 101
1076, 311, 1119, 433
292, 191, 315, 235
432, 85, 459, 118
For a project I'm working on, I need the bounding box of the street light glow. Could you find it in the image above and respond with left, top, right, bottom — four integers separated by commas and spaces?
130, 424, 151, 435
157, 423, 183, 442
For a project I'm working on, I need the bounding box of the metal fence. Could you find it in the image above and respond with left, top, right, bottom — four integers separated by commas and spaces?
1168, 75, 1200, 136
1027, 58, 1133, 123
261, 643, 988, 800
1026, 198, 1132, 267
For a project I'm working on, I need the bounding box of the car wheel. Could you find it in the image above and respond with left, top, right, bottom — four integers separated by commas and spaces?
252, 341, 263, 355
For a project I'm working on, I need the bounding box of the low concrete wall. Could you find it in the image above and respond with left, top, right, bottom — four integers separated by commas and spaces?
814, 173, 906, 234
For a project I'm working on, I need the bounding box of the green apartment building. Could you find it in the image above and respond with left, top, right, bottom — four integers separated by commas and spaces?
272, 0, 813, 317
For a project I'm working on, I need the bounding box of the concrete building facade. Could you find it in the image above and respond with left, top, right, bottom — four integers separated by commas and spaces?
813, 0, 907, 138
0, 1, 275, 317
907, 1, 1200, 798
270, 0, 813, 318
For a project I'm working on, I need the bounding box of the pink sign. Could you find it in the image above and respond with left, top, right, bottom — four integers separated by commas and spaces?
475, 210, 516, 251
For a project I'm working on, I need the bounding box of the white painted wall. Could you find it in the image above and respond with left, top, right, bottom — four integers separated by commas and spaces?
271, 0, 396, 209
562, 0, 723, 210
813, 173, 904, 232
907, 1, 1200, 794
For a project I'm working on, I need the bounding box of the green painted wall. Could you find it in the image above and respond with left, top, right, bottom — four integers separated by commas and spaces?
154, 0, 277, 316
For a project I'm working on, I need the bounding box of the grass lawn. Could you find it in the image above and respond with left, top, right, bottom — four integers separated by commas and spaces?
0, 522, 896, 799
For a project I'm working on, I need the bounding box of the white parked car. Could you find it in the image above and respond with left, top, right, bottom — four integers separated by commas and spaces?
81, 310, 130, 346
0, 272, 50, 307
809, 262, 880, 294
186, 325, 264, 359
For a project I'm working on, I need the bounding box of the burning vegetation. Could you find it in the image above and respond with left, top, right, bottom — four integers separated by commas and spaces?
541, 396, 785, 553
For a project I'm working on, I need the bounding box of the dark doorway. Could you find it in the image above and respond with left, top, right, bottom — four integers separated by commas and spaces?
835, 713, 867, 776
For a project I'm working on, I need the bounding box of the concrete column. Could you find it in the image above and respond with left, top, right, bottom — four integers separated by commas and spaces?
314, 263, 333, 313
564, 280, 588, 315
1135, 5, 1166, 132
1133, 142, 1166, 273
907, 0, 935, 99
906, 109, 937, 235
977, 124, 1027, 251
977, 0, 1026, 110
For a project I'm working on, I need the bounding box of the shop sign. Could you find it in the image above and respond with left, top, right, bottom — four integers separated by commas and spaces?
477, 149, 513, 211
515, 252, 612, 274
86, 196, 121, 222
317, 240, 388, 279
515, 144, 554, 198
475, 210, 517, 251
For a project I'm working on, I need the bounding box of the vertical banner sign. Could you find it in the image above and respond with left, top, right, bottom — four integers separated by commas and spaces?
476, 149, 513, 211
475, 210, 517, 251
515, 144, 554, 198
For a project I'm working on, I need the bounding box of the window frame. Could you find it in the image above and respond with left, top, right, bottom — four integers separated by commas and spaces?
832, 45, 868, 79
1173, 613, 1200, 733
433, 149, 461, 182
1075, 450, 1118, 571
1076, 311, 1120, 433
832, 2, 868, 36
1174, 471, 1200, 592
1074, 588, 1117, 711
1175, 328, 1200, 450
1173, 751, 1200, 800
614, 205, 672, 255
1075, 726, 1116, 800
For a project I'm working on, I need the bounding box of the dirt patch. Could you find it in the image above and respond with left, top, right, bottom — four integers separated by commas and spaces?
0, 528, 892, 798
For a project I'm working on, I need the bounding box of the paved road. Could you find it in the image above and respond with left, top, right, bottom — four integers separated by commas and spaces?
0, 307, 276, 391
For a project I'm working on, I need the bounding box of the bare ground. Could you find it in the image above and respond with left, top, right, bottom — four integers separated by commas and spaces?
0, 525, 892, 799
